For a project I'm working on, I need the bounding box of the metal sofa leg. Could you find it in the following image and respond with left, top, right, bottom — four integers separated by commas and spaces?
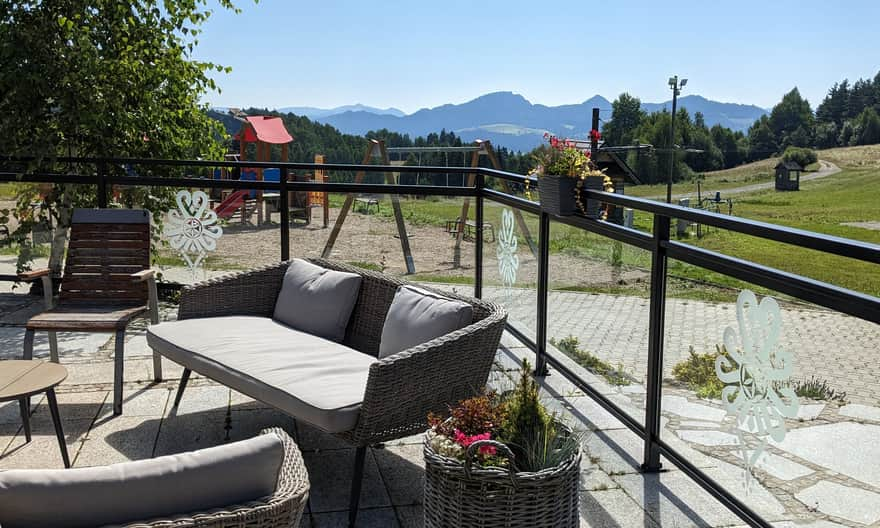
113, 329, 125, 415
23, 329, 35, 360
173, 368, 192, 408
349, 446, 367, 527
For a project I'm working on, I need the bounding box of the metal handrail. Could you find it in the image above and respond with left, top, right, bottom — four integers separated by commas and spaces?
2, 156, 878, 528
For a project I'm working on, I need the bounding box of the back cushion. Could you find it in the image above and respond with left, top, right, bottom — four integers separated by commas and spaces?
273, 259, 362, 342
0, 432, 284, 528
378, 285, 474, 359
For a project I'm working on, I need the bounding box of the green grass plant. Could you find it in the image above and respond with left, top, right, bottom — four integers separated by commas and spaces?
550, 336, 632, 386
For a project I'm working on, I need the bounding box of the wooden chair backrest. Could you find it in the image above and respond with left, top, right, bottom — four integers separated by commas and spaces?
60, 209, 151, 305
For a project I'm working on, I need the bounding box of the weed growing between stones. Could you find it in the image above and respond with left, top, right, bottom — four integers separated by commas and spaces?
550, 335, 632, 386
672, 345, 733, 399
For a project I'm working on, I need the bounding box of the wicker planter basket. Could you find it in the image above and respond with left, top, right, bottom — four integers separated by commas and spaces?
423, 433, 581, 528
538, 174, 578, 216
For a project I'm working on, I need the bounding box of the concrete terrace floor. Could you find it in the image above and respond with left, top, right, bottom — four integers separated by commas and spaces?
0, 291, 873, 528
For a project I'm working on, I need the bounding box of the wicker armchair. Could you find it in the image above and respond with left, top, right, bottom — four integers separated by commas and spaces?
120, 428, 310, 528
169, 259, 507, 526
0, 428, 309, 528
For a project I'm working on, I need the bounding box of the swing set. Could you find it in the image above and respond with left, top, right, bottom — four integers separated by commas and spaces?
320, 139, 537, 274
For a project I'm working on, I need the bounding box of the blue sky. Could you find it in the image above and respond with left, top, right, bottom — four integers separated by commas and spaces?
195, 0, 880, 114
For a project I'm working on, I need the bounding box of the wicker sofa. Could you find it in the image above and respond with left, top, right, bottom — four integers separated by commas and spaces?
147, 258, 507, 526
0, 428, 308, 528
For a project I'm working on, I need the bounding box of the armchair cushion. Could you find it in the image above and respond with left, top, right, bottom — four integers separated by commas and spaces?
378, 285, 474, 359
273, 258, 362, 342
0, 432, 284, 528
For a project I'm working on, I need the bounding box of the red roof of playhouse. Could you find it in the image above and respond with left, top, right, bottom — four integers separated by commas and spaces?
235, 116, 294, 144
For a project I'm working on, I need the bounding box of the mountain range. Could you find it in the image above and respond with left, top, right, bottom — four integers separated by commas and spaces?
277, 104, 405, 119
257, 92, 768, 152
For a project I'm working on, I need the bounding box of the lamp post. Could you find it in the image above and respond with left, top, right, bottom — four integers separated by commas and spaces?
666, 76, 687, 203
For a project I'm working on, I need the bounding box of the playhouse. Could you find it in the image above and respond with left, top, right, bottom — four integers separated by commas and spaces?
213, 115, 321, 225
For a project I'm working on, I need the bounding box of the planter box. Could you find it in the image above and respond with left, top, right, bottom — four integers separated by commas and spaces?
577, 175, 606, 219
538, 174, 578, 216
423, 431, 581, 528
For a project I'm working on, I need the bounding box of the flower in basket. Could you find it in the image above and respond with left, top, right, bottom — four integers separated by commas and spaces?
530, 134, 592, 179
426, 359, 582, 472
531, 134, 611, 218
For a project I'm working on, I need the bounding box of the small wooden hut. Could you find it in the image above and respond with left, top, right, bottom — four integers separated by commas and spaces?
775, 160, 803, 191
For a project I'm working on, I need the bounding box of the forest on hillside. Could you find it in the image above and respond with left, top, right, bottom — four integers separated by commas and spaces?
209, 109, 533, 183
601, 70, 880, 184
212, 70, 880, 186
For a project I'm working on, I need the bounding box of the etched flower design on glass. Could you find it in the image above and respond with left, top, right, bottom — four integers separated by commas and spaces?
716, 290, 798, 490
496, 208, 519, 302
164, 190, 223, 278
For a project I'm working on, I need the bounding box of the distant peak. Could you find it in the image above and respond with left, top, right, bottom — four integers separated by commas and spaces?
582, 94, 610, 104
473, 91, 529, 103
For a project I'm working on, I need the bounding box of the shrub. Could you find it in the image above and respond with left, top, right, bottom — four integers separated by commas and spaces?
672, 345, 733, 399
782, 146, 818, 168
501, 359, 581, 472
427, 360, 582, 472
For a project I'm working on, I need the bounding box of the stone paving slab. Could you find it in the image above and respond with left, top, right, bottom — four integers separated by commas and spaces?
482, 286, 880, 406
1, 295, 877, 527
795, 481, 880, 525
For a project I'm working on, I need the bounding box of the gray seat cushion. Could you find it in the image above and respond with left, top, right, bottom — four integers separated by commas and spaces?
378, 285, 474, 359
0, 432, 283, 528
273, 258, 362, 342
148, 316, 375, 433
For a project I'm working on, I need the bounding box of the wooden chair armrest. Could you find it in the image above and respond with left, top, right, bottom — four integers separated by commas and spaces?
18, 268, 52, 281
131, 269, 156, 282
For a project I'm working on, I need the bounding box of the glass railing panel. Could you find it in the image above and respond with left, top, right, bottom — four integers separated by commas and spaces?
542, 218, 653, 428
478, 201, 539, 340
658, 263, 880, 526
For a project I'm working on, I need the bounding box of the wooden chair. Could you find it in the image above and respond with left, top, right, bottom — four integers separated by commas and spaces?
19, 209, 161, 415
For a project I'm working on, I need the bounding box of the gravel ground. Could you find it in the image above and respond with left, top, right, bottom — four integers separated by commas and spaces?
205, 207, 648, 288
0, 198, 647, 288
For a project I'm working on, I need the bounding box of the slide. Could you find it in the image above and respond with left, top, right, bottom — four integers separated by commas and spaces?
214, 189, 250, 220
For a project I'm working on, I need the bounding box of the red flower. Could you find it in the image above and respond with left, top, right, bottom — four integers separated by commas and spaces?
453, 430, 497, 456
589, 129, 602, 142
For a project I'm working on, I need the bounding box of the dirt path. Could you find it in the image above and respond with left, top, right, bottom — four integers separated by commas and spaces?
644, 160, 841, 201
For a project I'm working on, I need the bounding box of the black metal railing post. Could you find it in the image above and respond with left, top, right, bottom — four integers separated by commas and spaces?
535, 211, 551, 376
643, 213, 671, 471
474, 172, 484, 299
279, 166, 290, 261
97, 162, 108, 208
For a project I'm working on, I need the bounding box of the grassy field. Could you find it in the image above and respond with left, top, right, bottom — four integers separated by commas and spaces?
625, 157, 782, 198
3, 145, 877, 301
334, 145, 880, 299
684, 146, 880, 297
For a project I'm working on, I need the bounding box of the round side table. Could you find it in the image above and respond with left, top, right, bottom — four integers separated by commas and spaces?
0, 360, 70, 468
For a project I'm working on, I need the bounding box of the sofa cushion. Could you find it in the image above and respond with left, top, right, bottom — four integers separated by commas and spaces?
0, 432, 283, 528
273, 258, 362, 342
148, 316, 375, 433
378, 285, 474, 359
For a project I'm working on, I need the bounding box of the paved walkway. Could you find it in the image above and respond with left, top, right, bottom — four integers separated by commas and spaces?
644, 160, 841, 202
1, 293, 879, 526
477, 286, 880, 406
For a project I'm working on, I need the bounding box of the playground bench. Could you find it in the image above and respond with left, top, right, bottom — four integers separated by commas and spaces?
354, 195, 380, 214
445, 218, 495, 242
